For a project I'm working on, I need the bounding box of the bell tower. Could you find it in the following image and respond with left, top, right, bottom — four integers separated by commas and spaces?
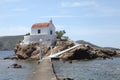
49, 18, 52, 23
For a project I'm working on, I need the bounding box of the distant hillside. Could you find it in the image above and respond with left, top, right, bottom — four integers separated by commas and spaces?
76, 40, 120, 51
76, 40, 100, 48
0, 35, 24, 50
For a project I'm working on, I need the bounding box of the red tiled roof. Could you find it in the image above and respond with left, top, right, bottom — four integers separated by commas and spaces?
32, 22, 50, 28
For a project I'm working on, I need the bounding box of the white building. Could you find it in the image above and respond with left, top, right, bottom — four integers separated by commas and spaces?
21, 20, 56, 46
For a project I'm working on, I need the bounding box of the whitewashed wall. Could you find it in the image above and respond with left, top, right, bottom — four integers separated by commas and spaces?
31, 23, 56, 36
31, 27, 48, 35
48, 23, 56, 36
22, 35, 56, 46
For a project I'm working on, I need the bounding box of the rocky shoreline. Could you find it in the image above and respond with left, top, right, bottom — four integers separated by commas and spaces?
14, 40, 120, 61
2, 40, 120, 80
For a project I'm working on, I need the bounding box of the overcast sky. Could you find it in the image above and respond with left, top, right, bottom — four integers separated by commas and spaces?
0, 0, 120, 48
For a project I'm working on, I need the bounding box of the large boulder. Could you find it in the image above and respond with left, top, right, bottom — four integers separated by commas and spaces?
14, 43, 40, 60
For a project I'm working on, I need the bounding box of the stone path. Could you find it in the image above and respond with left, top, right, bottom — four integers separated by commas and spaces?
29, 59, 57, 80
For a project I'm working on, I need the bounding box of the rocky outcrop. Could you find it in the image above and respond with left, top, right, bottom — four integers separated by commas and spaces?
60, 44, 120, 60
14, 40, 74, 60
14, 40, 120, 60
14, 42, 40, 60
0, 35, 24, 50
43, 40, 74, 57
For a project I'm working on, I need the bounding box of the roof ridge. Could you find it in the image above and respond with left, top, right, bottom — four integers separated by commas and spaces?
32, 22, 50, 28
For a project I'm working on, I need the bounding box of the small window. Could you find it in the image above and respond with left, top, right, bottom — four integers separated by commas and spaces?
38, 29, 41, 34
50, 30, 52, 35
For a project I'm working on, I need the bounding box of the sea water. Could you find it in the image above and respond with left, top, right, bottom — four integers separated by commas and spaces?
53, 58, 120, 80
0, 51, 37, 80
1, 51, 120, 80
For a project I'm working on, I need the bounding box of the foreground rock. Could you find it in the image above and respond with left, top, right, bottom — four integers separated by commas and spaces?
8, 63, 22, 68
14, 40, 120, 60
3, 56, 18, 60
58, 77, 74, 80
14, 42, 40, 60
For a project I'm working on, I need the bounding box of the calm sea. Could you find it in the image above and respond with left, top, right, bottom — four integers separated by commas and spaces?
53, 58, 120, 80
1, 51, 120, 80
0, 51, 37, 80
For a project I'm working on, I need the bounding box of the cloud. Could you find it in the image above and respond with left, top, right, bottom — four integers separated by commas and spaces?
0, 8, 28, 19
95, 6, 120, 16
55, 25, 120, 37
12, 8, 28, 12
60, 1, 120, 17
0, 0, 19, 4
40, 15, 83, 18
55, 25, 68, 30
0, 26, 30, 36
71, 27, 120, 37
61, 1, 98, 8
0, 14, 15, 18
1, 0, 19, 2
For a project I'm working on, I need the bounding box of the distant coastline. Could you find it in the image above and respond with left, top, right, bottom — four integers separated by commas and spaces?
0, 35, 24, 50
0, 35, 120, 51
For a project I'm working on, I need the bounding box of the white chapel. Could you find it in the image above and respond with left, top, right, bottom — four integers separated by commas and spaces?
21, 20, 56, 46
